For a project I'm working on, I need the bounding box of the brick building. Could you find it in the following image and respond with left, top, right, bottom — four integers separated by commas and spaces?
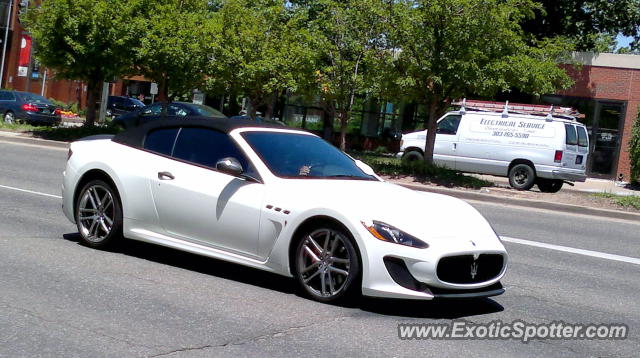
542, 52, 640, 180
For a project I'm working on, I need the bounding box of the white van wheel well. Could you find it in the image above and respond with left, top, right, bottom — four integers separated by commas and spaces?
509, 159, 536, 175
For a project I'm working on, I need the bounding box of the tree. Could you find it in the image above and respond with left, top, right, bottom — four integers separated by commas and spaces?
384, 0, 573, 164
307, 0, 387, 150
23, 0, 144, 126
135, 0, 212, 103
205, 0, 314, 119
521, 0, 640, 52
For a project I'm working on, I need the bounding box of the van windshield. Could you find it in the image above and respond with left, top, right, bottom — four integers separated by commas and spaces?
564, 124, 578, 145
576, 126, 589, 147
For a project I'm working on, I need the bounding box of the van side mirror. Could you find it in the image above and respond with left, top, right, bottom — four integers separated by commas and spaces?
216, 157, 243, 176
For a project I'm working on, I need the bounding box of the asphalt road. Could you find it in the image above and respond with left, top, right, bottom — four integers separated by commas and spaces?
0, 138, 639, 358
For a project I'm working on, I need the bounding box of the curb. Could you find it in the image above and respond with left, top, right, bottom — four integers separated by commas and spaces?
0, 131, 69, 149
395, 181, 640, 222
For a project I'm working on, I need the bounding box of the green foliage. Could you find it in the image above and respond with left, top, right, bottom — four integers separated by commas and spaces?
135, 0, 212, 100
23, 0, 145, 125
521, 0, 640, 52
593, 193, 640, 210
629, 110, 640, 184
204, 0, 314, 117
306, 0, 388, 149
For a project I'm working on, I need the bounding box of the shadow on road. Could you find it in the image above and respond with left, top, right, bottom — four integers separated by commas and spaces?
63, 232, 504, 319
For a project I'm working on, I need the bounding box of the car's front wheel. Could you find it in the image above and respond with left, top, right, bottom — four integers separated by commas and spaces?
75, 179, 123, 248
294, 226, 360, 303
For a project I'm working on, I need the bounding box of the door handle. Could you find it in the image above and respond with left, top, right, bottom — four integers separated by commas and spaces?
158, 171, 175, 180
453, 143, 457, 151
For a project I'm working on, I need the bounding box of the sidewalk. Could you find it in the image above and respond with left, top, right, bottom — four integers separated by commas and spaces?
470, 174, 639, 197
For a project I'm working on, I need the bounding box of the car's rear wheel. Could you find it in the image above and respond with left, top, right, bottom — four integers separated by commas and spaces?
294, 226, 360, 303
75, 180, 123, 248
4, 111, 14, 124
537, 178, 564, 193
508, 163, 536, 190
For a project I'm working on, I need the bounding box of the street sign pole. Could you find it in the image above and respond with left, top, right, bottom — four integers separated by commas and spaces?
98, 82, 109, 123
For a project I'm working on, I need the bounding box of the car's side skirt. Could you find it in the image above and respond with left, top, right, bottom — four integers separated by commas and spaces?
126, 228, 289, 276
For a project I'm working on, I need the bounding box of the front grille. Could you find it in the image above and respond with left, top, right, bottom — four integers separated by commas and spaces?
436, 254, 504, 284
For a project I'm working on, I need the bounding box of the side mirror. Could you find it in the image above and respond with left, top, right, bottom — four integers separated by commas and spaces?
216, 157, 243, 176
354, 160, 376, 176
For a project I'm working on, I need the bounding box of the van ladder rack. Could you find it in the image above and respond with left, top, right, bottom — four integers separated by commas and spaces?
453, 99, 583, 121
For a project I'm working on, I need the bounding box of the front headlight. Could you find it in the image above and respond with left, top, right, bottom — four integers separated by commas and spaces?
362, 221, 428, 249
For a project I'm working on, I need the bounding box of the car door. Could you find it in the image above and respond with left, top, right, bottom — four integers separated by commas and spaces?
148, 127, 265, 257
433, 114, 462, 169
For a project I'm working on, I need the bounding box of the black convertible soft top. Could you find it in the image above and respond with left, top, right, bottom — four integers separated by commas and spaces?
112, 116, 288, 148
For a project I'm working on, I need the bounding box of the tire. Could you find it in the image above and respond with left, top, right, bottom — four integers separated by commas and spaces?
4, 111, 14, 124
402, 150, 424, 163
537, 178, 563, 193
508, 163, 536, 190
75, 179, 123, 248
294, 225, 360, 303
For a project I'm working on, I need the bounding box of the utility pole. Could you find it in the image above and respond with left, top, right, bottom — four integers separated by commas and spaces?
0, 0, 12, 88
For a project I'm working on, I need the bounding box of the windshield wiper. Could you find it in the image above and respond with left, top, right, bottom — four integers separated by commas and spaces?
323, 175, 375, 180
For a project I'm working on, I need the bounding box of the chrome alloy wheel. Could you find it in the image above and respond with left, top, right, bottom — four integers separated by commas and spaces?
4, 111, 14, 124
298, 228, 352, 298
78, 184, 115, 243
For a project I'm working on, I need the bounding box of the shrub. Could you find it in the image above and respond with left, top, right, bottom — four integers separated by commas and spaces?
630, 107, 640, 184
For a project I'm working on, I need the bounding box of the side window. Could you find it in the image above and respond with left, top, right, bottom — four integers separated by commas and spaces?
0, 91, 8, 100
436, 115, 462, 135
565, 124, 578, 145
141, 103, 162, 116
172, 128, 252, 174
143, 128, 179, 156
6, 92, 15, 100
576, 126, 589, 147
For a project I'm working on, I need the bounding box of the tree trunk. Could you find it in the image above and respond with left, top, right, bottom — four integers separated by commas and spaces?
84, 80, 101, 127
423, 97, 439, 165
248, 98, 258, 120
227, 95, 240, 117
339, 110, 348, 151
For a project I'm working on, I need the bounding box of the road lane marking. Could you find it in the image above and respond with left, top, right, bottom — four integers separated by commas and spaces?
501, 236, 640, 266
0, 184, 62, 199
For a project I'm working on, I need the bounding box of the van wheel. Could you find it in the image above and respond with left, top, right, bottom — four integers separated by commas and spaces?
537, 179, 563, 193
402, 150, 423, 163
508, 164, 536, 190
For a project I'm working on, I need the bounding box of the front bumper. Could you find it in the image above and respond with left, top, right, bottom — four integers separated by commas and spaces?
356, 226, 508, 300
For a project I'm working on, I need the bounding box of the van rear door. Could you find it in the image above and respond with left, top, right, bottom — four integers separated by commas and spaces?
562, 123, 583, 170
575, 125, 589, 171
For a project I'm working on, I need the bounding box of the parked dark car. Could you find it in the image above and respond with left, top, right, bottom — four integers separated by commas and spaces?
113, 101, 226, 129
105, 96, 145, 117
0, 90, 61, 125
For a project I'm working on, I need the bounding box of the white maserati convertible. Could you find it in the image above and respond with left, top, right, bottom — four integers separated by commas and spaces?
62, 118, 507, 302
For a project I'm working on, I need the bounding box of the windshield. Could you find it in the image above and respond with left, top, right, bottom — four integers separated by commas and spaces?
20, 92, 50, 104
129, 98, 145, 107
187, 103, 225, 118
242, 131, 376, 180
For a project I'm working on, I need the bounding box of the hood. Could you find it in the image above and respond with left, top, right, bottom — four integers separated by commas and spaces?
268, 179, 499, 248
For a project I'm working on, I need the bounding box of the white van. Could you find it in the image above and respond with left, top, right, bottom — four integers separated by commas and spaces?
397, 102, 589, 192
